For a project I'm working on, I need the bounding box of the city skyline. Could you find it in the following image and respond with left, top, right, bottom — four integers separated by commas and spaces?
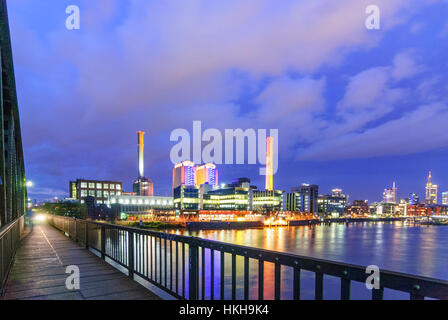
8, 0, 448, 202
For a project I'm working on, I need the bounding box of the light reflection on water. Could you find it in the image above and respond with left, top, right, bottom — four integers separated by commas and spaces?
172, 222, 448, 300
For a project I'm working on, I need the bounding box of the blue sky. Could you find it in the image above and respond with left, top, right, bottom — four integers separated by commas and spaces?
8, 0, 448, 202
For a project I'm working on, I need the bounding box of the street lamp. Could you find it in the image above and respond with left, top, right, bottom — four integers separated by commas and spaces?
26, 180, 33, 188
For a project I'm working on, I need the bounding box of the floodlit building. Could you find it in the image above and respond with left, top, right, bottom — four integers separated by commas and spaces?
442, 192, 448, 205
173, 161, 197, 189
108, 195, 174, 214
251, 190, 283, 212
408, 193, 420, 205
383, 182, 398, 204
290, 184, 319, 215
69, 179, 122, 204
173, 185, 200, 213
196, 163, 218, 188
425, 171, 438, 204
202, 186, 251, 211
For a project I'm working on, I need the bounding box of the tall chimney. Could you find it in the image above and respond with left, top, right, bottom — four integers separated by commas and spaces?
265, 136, 274, 191
137, 131, 145, 178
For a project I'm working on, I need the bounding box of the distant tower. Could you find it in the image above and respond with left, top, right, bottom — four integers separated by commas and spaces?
265, 136, 274, 191
383, 181, 398, 204
133, 131, 154, 196
137, 131, 145, 178
425, 171, 438, 204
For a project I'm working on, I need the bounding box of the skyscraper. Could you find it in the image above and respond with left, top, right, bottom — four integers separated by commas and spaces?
265, 136, 274, 191
383, 181, 397, 204
172, 161, 197, 189
196, 163, 218, 187
290, 184, 319, 215
425, 171, 438, 205
442, 192, 448, 206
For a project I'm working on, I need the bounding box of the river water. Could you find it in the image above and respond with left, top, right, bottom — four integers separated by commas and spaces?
172, 221, 448, 300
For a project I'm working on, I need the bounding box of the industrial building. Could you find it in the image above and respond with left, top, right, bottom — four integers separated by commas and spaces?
132, 131, 154, 196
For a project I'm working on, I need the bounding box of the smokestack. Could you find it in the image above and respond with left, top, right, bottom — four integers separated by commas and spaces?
265, 136, 274, 191
137, 131, 145, 178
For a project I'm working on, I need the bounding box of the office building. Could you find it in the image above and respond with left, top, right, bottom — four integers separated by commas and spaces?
251, 190, 283, 212
408, 193, 419, 205
442, 192, 448, 205
108, 195, 174, 214
173, 161, 197, 189
290, 184, 319, 214
196, 163, 218, 187
425, 171, 438, 204
69, 179, 122, 204
173, 185, 200, 213
383, 182, 397, 204
202, 185, 250, 211
317, 189, 347, 218
346, 200, 369, 216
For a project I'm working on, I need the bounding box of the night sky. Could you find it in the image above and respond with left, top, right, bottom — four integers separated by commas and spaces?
8, 0, 448, 202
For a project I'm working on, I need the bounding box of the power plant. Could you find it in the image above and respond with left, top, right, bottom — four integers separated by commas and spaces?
133, 131, 154, 196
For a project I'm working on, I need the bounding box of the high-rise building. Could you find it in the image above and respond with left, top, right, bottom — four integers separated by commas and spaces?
133, 131, 154, 196
172, 161, 197, 189
318, 189, 348, 217
265, 136, 274, 191
408, 193, 419, 205
251, 190, 283, 212
383, 181, 397, 204
442, 192, 448, 205
425, 171, 438, 204
290, 184, 319, 215
196, 163, 218, 187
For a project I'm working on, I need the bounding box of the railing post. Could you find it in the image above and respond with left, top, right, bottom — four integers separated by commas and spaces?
74, 219, 78, 242
101, 225, 106, 260
189, 243, 199, 300
85, 222, 89, 249
128, 231, 134, 279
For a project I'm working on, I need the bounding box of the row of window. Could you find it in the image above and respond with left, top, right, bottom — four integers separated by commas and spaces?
79, 182, 121, 190
80, 190, 122, 197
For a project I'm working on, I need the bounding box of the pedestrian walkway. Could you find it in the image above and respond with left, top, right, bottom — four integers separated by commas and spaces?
2, 223, 161, 300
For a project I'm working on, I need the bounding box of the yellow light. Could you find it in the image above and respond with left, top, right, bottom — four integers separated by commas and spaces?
34, 214, 46, 222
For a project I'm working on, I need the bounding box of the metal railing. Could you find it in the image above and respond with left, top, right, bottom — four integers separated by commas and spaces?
47, 215, 448, 300
0, 215, 24, 295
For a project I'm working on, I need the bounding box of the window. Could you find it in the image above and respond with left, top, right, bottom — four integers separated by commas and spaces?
110, 191, 115, 196
96, 183, 102, 189
89, 190, 95, 196
116, 184, 121, 190
103, 191, 109, 197
97, 190, 102, 197
110, 184, 115, 189
89, 183, 95, 188
103, 183, 109, 189
81, 190, 87, 197
81, 182, 87, 188
116, 191, 121, 196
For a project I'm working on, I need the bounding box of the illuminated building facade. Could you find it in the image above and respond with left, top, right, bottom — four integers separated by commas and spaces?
442, 192, 448, 205
173, 185, 200, 213
425, 171, 438, 204
251, 190, 283, 212
69, 179, 122, 204
196, 163, 218, 187
173, 161, 197, 189
108, 195, 174, 214
202, 186, 250, 211
290, 184, 319, 215
317, 189, 347, 218
383, 181, 397, 204
346, 200, 369, 216
265, 136, 274, 191
408, 193, 419, 205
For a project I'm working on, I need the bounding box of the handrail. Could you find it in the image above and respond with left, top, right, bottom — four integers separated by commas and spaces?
47, 215, 448, 300
0, 215, 24, 296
